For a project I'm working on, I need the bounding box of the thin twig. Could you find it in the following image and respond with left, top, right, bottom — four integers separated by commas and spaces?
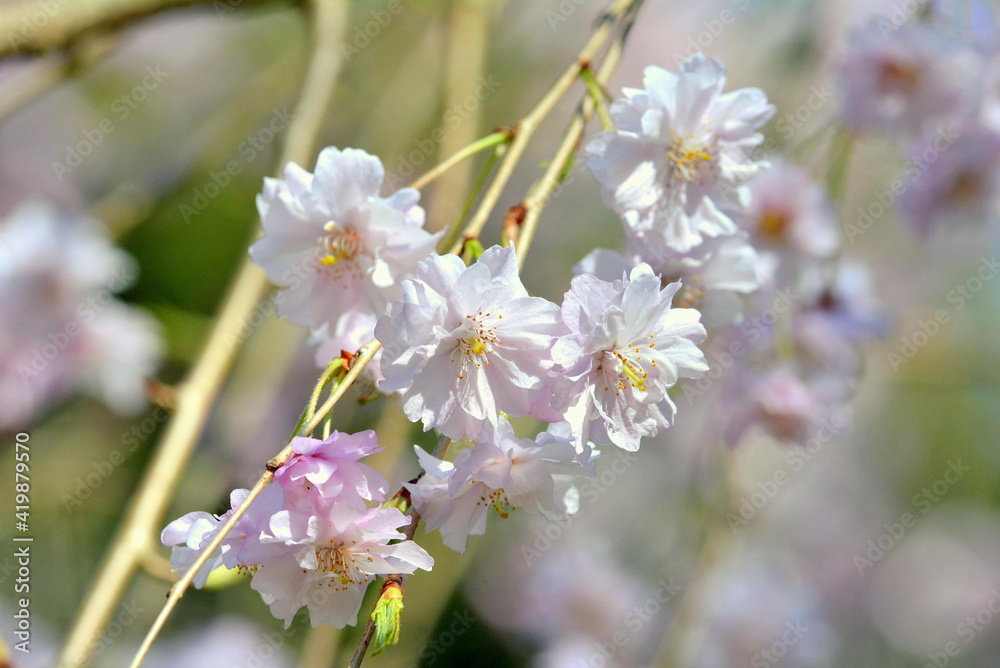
127, 339, 381, 668
579, 64, 614, 131
448, 0, 639, 254
514, 0, 643, 265
347, 11, 644, 665
55, 1, 349, 666
0, 34, 116, 120
408, 131, 511, 192
438, 142, 505, 254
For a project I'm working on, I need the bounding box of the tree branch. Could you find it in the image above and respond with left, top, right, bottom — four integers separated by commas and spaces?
0, 0, 289, 58
55, 1, 348, 665
448, 0, 637, 255
513, 0, 644, 265
127, 339, 381, 668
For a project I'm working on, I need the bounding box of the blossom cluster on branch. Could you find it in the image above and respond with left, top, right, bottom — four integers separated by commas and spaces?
152, 9, 1000, 636
158, 51, 769, 629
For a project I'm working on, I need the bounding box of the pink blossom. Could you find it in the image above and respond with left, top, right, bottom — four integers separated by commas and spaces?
575, 233, 760, 329
250, 147, 440, 331
406, 417, 592, 553
900, 122, 1000, 237
552, 264, 709, 451
741, 159, 840, 265
274, 430, 388, 510
838, 21, 981, 135
252, 504, 432, 628
585, 54, 774, 252
376, 245, 564, 440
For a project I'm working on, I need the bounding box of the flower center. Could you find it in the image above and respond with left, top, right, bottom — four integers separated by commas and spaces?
949, 171, 981, 202
673, 275, 705, 310
475, 488, 512, 519
316, 222, 366, 269
314, 542, 371, 591
879, 58, 921, 93
759, 208, 792, 241
602, 344, 650, 395
666, 130, 718, 185
451, 312, 502, 379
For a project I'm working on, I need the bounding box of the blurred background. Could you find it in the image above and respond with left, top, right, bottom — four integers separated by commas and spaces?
2, 0, 1000, 666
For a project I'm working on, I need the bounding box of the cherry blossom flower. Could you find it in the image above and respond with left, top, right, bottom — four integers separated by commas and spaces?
274, 430, 388, 510
0, 200, 161, 428
575, 233, 759, 329
551, 264, 709, 451
794, 262, 887, 375
900, 121, 1000, 237
252, 504, 432, 628
585, 53, 775, 252
838, 21, 982, 135
161, 485, 286, 588
740, 159, 840, 265
376, 244, 564, 440
250, 147, 441, 331
720, 365, 849, 447
163, 430, 433, 627
406, 417, 592, 553
311, 310, 383, 382
694, 554, 838, 668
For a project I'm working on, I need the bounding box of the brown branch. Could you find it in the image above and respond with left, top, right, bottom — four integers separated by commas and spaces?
55, 0, 348, 665
448, 0, 639, 254
0, 0, 289, 58
350, 4, 646, 665
515, 0, 644, 266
